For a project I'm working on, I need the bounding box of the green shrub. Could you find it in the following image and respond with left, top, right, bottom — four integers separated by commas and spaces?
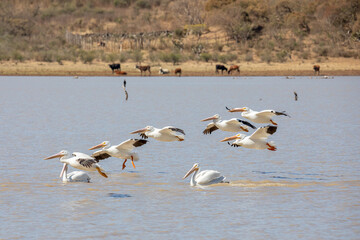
276, 50, 288, 62
135, 0, 151, 9
12, 51, 24, 62
218, 54, 228, 63
260, 50, 272, 63
200, 53, 212, 62
80, 50, 96, 64
132, 50, 143, 62
245, 52, 253, 62
114, 0, 131, 8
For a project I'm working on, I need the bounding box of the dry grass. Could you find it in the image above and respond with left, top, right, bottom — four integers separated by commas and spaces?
1, 58, 359, 76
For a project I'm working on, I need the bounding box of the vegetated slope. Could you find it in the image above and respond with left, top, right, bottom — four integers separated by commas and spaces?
0, 0, 359, 64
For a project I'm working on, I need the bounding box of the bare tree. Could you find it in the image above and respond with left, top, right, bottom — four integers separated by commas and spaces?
171, 0, 206, 25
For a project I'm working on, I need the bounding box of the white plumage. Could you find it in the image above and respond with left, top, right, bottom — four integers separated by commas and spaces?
226, 107, 290, 125
201, 114, 256, 135
44, 150, 108, 178
221, 125, 277, 151
88, 139, 148, 170
183, 163, 227, 187
130, 126, 185, 142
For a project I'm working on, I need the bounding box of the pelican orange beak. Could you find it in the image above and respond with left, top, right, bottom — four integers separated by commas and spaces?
89, 142, 106, 150
220, 135, 239, 142
130, 128, 148, 134
201, 115, 217, 122
44, 152, 65, 160
183, 165, 199, 179
227, 107, 246, 112
59, 163, 68, 178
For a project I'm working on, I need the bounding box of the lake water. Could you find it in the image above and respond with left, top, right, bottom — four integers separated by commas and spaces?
0, 76, 359, 239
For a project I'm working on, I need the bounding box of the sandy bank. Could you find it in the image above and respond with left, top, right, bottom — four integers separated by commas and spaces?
1, 58, 359, 76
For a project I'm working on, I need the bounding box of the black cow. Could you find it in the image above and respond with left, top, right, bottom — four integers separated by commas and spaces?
109, 63, 121, 73
313, 65, 320, 76
215, 64, 228, 74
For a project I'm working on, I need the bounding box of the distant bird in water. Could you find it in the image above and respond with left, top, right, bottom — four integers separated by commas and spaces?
123, 80, 128, 101
294, 91, 298, 101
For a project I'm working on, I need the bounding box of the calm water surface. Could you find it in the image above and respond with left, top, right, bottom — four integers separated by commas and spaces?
0, 76, 359, 239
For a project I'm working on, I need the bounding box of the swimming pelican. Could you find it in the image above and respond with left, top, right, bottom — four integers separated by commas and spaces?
130, 126, 185, 142
59, 163, 91, 183
220, 125, 277, 151
226, 107, 290, 125
89, 139, 148, 170
183, 163, 227, 186
201, 114, 256, 135
44, 150, 108, 178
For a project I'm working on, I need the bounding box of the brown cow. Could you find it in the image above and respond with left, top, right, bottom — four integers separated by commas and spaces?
136, 65, 151, 76
313, 65, 320, 75
114, 70, 127, 75
228, 65, 240, 75
174, 68, 182, 77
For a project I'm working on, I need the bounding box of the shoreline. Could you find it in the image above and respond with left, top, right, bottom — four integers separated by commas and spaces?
1, 58, 360, 76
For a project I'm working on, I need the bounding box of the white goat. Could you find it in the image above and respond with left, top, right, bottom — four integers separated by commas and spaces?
159, 67, 170, 74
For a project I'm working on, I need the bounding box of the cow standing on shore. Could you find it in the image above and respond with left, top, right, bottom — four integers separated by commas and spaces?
135, 65, 151, 76
109, 63, 121, 74
215, 64, 228, 74
313, 65, 320, 75
174, 68, 182, 77
228, 65, 240, 75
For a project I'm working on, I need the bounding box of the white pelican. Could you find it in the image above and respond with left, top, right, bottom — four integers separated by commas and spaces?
44, 150, 108, 178
226, 107, 290, 125
130, 126, 185, 142
201, 114, 256, 135
88, 139, 148, 170
220, 125, 277, 151
59, 163, 91, 183
183, 163, 227, 186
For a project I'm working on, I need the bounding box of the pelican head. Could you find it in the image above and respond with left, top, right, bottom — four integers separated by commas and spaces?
130, 125, 154, 134
44, 150, 70, 160
201, 114, 220, 122
183, 163, 200, 179
88, 141, 110, 150
220, 133, 246, 142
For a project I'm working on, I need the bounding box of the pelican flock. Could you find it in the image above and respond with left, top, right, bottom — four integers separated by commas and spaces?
43, 77, 290, 186
88, 139, 148, 170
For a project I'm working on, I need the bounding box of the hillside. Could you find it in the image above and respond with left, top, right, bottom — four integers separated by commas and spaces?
0, 0, 359, 71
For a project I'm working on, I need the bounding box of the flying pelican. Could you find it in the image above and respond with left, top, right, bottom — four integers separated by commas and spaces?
88, 139, 148, 170
201, 114, 256, 135
226, 107, 290, 125
183, 163, 227, 187
130, 126, 185, 142
44, 150, 108, 178
58, 163, 91, 183
220, 125, 277, 151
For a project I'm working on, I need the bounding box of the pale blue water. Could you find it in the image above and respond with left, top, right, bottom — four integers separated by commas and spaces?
0, 76, 359, 239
